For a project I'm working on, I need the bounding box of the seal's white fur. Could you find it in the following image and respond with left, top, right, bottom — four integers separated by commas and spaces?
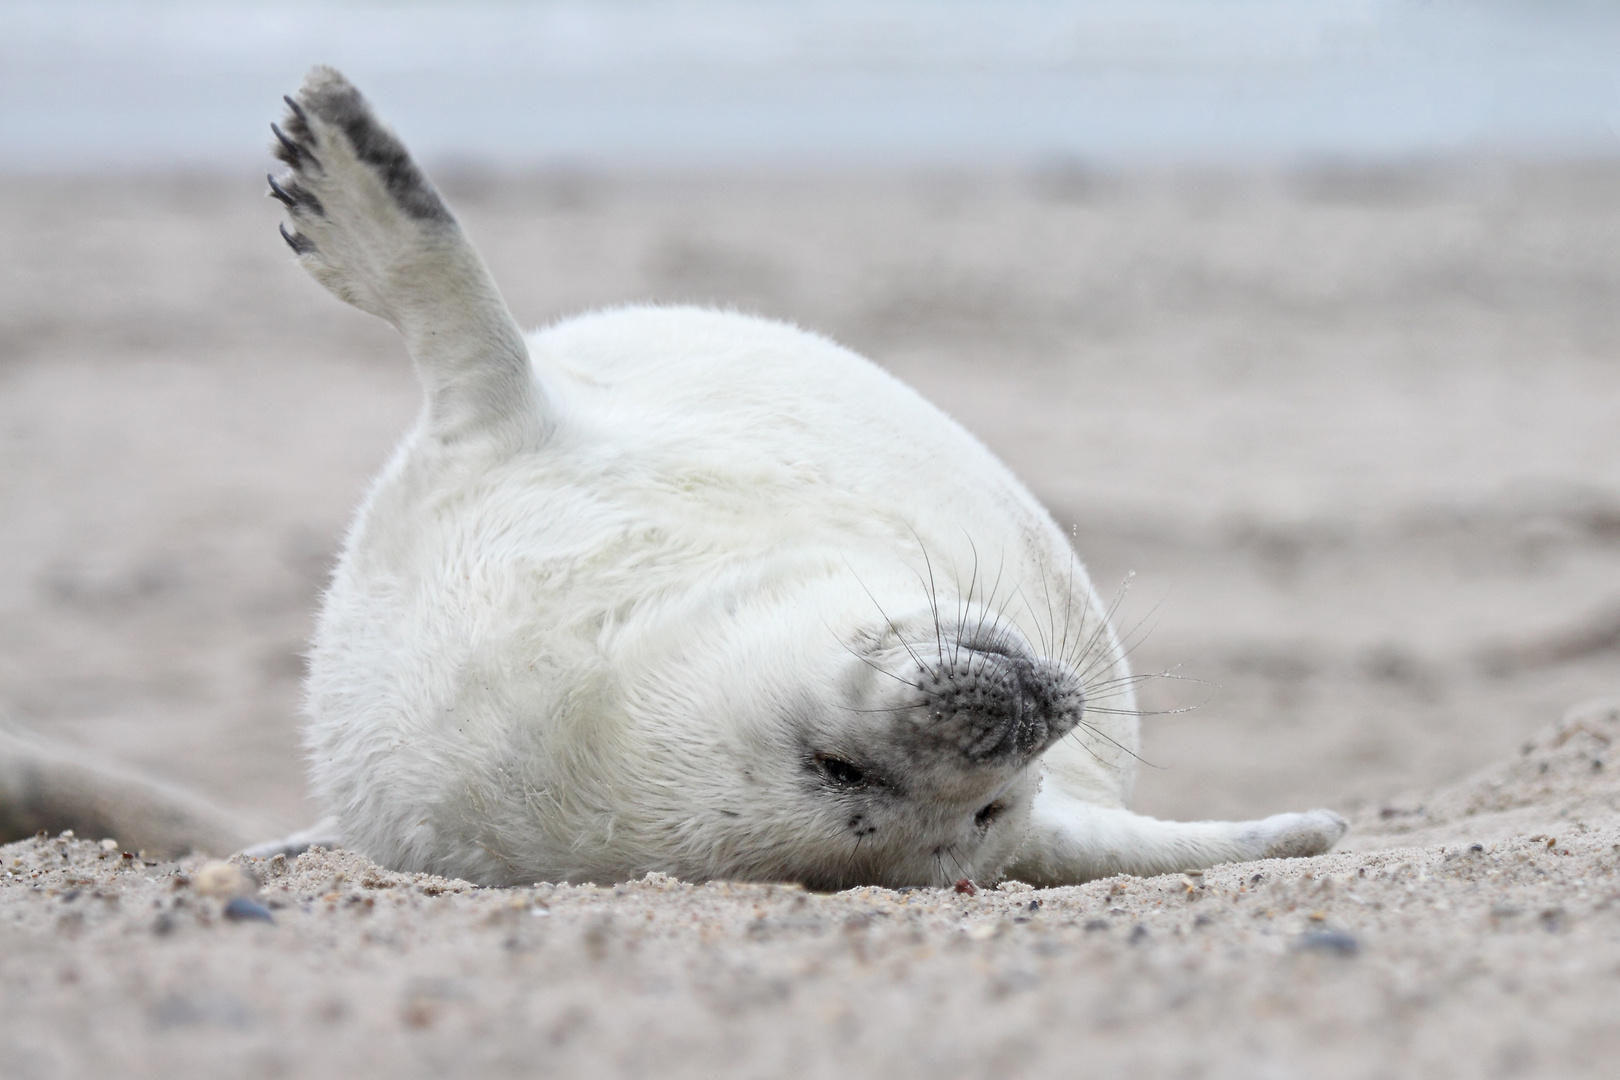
275, 68, 1347, 888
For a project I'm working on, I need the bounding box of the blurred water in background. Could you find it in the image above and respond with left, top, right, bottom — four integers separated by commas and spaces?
2, 0, 1618, 171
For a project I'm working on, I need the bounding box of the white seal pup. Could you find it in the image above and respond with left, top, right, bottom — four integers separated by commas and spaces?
267, 67, 1346, 889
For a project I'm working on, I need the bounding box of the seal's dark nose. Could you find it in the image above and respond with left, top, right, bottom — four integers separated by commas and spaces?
917, 647, 1083, 763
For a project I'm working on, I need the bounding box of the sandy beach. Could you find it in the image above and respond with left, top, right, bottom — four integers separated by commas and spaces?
3, 163, 1620, 1075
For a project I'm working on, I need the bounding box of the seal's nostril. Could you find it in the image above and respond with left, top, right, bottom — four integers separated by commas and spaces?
975, 800, 1006, 828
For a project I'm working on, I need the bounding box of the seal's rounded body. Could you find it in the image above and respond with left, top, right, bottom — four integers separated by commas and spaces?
276, 68, 1346, 888
310, 306, 1135, 887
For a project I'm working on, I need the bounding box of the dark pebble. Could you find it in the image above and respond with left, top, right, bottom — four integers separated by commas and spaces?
1295, 928, 1360, 956
223, 897, 275, 924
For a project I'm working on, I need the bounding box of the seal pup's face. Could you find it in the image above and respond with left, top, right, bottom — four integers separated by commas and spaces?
799, 605, 1086, 890
636, 562, 1088, 890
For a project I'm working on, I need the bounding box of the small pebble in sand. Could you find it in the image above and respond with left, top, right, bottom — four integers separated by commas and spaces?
953, 879, 976, 896
99, 839, 118, 852
191, 862, 258, 900
1294, 929, 1360, 957
223, 897, 275, 924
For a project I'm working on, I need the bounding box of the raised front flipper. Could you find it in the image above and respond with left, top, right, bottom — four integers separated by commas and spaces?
270, 67, 548, 452
1004, 787, 1348, 886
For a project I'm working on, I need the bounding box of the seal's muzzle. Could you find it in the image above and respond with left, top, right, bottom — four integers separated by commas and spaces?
914, 646, 1084, 764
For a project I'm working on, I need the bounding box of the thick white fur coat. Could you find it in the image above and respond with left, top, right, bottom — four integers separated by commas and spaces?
308, 308, 1136, 885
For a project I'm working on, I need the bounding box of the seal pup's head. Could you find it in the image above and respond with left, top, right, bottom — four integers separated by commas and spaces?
793, 605, 1086, 890
613, 550, 1108, 891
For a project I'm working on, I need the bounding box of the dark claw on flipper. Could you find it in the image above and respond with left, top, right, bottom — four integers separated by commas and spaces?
266, 172, 296, 207
270, 123, 315, 170
281, 94, 314, 141
279, 221, 316, 255
267, 172, 324, 216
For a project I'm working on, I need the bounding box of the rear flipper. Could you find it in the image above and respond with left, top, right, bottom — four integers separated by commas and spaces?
1005, 787, 1348, 886
270, 66, 546, 451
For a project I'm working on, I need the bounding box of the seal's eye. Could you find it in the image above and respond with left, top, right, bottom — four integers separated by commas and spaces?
815, 754, 867, 788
